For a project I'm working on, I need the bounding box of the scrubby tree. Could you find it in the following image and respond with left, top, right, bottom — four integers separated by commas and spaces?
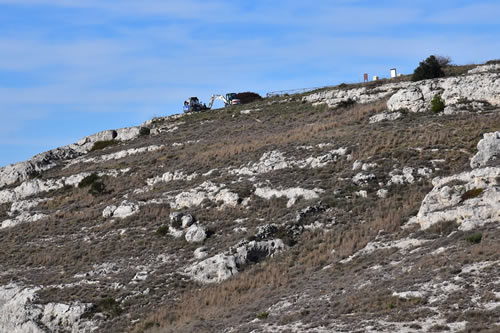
435, 55, 452, 67
412, 55, 445, 81
235, 92, 262, 104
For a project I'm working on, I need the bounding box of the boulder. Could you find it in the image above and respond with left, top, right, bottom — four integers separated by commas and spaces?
387, 86, 426, 112
369, 111, 402, 123
185, 224, 207, 243
0, 284, 97, 333
186, 239, 285, 283
468, 64, 500, 74
115, 127, 140, 141
181, 214, 195, 228
387, 72, 500, 114
109, 201, 139, 219
410, 167, 500, 231
102, 205, 117, 218
470, 132, 500, 169
254, 186, 323, 207
352, 173, 376, 186
194, 247, 209, 260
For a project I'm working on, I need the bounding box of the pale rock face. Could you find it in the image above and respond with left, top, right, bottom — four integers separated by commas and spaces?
352, 173, 375, 186
411, 131, 500, 230
353, 161, 378, 171
147, 170, 199, 186
130, 271, 149, 284
377, 188, 389, 198
0, 284, 97, 333
1, 212, 47, 229
230, 149, 347, 177
77, 130, 117, 147
388, 167, 415, 185
102, 201, 139, 219
369, 111, 402, 123
194, 247, 209, 260
2, 198, 48, 228
187, 253, 238, 283
341, 237, 430, 263
169, 226, 185, 238
387, 72, 500, 113
185, 224, 207, 243
387, 86, 426, 112
67, 145, 164, 167
115, 127, 141, 141
303, 82, 404, 108
102, 205, 117, 218
181, 214, 195, 228
0, 170, 127, 205
0, 125, 141, 190
186, 239, 285, 283
254, 186, 324, 208
411, 167, 500, 230
170, 181, 239, 209
0, 147, 82, 189
9, 199, 46, 215
356, 190, 368, 198
111, 201, 140, 219
468, 64, 500, 74
230, 151, 290, 176
470, 131, 500, 169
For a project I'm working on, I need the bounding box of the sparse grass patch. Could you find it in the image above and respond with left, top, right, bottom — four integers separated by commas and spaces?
425, 220, 459, 236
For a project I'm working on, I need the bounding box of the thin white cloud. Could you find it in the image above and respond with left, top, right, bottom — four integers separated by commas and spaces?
427, 2, 500, 24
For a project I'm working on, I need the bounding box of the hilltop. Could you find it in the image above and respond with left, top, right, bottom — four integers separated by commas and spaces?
0, 62, 499, 333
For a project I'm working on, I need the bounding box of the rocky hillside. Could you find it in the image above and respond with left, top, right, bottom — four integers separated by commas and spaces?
0, 63, 499, 333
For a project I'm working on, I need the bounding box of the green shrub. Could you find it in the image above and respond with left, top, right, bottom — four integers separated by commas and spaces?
91, 140, 117, 151
412, 55, 445, 81
256, 312, 269, 320
139, 127, 151, 136
89, 181, 105, 195
156, 225, 169, 236
465, 232, 482, 244
461, 188, 483, 202
431, 94, 445, 113
97, 298, 123, 317
78, 174, 100, 188
79, 173, 106, 195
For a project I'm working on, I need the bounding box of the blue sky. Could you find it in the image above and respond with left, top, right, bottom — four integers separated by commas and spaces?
0, 0, 499, 167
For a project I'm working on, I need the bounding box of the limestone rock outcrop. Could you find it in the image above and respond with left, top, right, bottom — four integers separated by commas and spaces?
387, 71, 500, 113
411, 131, 500, 230
0, 284, 97, 333
185, 223, 207, 243
186, 239, 285, 283
470, 131, 500, 168
0, 126, 142, 189
304, 66, 500, 116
